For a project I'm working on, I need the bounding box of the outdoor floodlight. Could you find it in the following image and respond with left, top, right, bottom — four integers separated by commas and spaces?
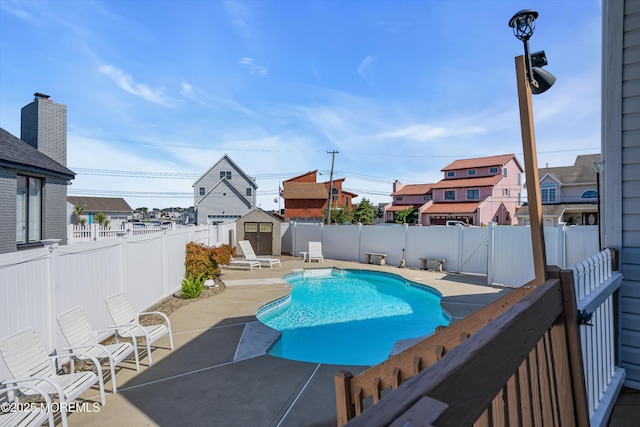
509, 9, 555, 94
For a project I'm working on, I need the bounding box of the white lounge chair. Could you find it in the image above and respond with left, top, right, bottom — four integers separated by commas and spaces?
229, 256, 261, 271
105, 293, 174, 367
0, 327, 106, 427
238, 240, 281, 268
0, 382, 55, 427
57, 306, 140, 394
308, 241, 324, 263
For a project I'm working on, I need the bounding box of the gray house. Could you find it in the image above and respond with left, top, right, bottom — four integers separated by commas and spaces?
603, 0, 640, 390
193, 154, 257, 224
515, 154, 600, 226
67, 196, 133, 228
0, 94, 75, 253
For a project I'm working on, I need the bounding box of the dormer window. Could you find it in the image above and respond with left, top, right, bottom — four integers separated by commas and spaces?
395, 196, 404, 201
468, 170, 476, 176
447, 171, 455, 177
467, 189, 479, 200
445, 190, 456, 200
490, 167, 499, 174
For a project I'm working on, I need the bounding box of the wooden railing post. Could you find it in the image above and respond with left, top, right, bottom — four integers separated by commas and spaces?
550, 266, 590, 426
335, 370, 355, 427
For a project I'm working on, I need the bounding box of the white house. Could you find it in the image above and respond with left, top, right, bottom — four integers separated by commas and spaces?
193, 154, 257, 224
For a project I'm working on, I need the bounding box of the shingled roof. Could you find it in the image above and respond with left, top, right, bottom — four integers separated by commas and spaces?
538, 154, 600, 185
441, 154, 519, 172
67, 196, 133, 213
0, 127, 75, 178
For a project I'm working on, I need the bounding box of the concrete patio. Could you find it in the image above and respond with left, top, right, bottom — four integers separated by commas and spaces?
61, 257, 635, 426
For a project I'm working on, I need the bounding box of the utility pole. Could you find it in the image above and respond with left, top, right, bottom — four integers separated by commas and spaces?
326, 150, 338, 225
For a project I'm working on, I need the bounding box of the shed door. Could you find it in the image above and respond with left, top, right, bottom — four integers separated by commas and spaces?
244, 222, 273, 255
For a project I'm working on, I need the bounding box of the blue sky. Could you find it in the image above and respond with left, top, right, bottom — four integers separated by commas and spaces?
0, 0, 602, 211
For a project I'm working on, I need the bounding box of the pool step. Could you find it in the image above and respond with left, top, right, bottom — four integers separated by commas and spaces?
234, 321, 281, 361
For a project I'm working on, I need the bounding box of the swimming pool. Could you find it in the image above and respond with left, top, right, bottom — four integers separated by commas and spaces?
257, 269, 450, 365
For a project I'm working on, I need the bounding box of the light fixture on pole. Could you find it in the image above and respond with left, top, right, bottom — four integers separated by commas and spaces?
326, 150, 338, 225
594, 161, 604, 250
509, 10, 556, 94
509, 9, 556, 286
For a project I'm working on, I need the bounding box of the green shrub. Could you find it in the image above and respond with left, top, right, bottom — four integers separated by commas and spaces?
181, 272, 205, 299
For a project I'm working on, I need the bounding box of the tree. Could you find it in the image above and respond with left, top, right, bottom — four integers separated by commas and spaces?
94, 212, 108, 226
72, 204, 84, 226
135, 207, 148, 219
395, 207, 416, 224
352, 198, 375, 224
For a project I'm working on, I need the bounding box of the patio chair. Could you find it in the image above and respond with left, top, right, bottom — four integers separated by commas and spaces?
0, 382, 55, 427
308, 241, 324, 263
57, 306, 140, 394
105, 293, 174, 367
0, 327, 106, 427
238, 240, 281, 268
229, 257, 261, 271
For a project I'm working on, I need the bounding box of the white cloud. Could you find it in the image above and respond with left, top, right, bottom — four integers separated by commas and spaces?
98, 64, 169, 105
238, 57, 268, 75
378, 124, 486, 142
357, 55, 377, 86
0, 1, 39, 24
224, 0, 252, 39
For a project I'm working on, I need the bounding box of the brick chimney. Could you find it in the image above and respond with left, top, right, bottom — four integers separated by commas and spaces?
20, 93, 67, 166
393, 180, 403, 193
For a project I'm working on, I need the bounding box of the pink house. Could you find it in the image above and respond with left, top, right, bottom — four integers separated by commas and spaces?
384, 182, 434, 223
422, 154, 523, 226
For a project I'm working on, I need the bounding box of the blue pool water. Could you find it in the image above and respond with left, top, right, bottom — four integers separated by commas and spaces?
257, 269, 450, 365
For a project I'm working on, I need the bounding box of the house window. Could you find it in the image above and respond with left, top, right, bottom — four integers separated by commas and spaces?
467, 189, 479, 200
423, 195, 432, 201
16, 176, 42, 244
395, 196, 404, 201
447, 171, 455, 177
246, 188, 252, 197
445, 190, 456, 200
199, 187, 205, 196
490, 167, 499, 174
503, 168, 508, 177
541, 182, 556, 202
220, 171, 232, 180
468, 169, 476, 176
503, 188, 510, 197
581, 190, 598, 199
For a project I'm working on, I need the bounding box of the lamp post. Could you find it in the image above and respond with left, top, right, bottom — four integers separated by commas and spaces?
509, 9, 556, 286
594, 161, 603, 250
326, 150, 338, 225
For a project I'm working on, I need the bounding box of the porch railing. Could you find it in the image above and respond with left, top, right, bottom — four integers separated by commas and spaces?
336, 248, 625, 426
572, 248, 625, 426
336, 267, 590, 426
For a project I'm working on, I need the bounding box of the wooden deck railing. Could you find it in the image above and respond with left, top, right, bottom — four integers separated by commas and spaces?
335, 267, 590, 426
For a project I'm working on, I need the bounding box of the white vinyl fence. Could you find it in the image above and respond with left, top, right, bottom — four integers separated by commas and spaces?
573, 249, 625, 427
288, 222, 600, 287
0, 223, 234, 381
